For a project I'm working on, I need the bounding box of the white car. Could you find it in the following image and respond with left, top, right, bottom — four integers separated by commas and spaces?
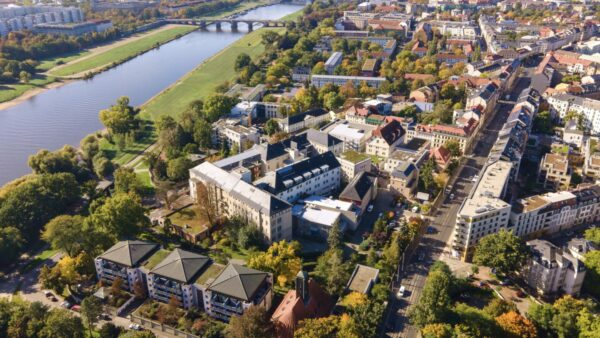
367, 205, 374, 212
397, 285, 406, 298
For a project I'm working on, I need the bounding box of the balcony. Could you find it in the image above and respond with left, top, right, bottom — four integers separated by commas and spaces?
101, 267, 127, 279
211, 300, 243, 314
153, 288, 183, 301
153, 282, 183, 295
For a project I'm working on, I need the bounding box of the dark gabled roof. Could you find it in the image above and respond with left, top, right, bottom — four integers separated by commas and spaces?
285, 108, 328, 126
150, 249, 210, 284
373, 120, 404, 145
208, 264, 269, 301
260, 142, 287, 161
339, 171, 377, 201
306, 129, 342, 147
99, 240, 159, 268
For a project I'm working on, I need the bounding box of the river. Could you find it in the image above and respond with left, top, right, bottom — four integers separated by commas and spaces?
0, 4, 302, 185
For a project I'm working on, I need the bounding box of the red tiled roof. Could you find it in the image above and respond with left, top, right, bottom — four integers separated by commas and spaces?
367, 19, 405, 31
272, 280, 333, 338
430, 146, 451, 165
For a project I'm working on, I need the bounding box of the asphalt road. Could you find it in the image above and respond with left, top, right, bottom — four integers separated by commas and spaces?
385, 64, 538, 337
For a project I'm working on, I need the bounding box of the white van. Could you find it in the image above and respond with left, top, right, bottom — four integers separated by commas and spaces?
397, 285, 406, 298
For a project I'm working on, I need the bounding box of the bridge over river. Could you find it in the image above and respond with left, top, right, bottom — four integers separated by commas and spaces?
164, 18, 287, 31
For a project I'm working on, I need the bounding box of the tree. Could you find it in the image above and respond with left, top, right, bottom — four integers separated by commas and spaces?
408, 268, 452, 327
327, 222, 343, 250
0, 173, 80, 242
313, 248, 350, 296
234, 53, 251, 71
99, 96, 139, 136
42, 215, 86, 257
203, 94, 237, 123
533, 111, 554, 134
81, 296, 103, 336
496, 311, 537, 338
28, 148, 77, 175
551, 295, 595, 338
527, 303, 555, 336
0, 227, 25, 266
261, 30, 280, 46
195, 181, 218, 227
226, 306, 275, 338
19, 70, 30, 83
343, 300, 385, 338
40, 309, 84, 338
483, 298, 518, 318
473, 229, 529, 276
421, 323, 453, 338
295, 316, 340, 338
264, 119, 280, 136
323, 91, 344, 110
584, 227, 600, 245
114, 167, 142, 195
167, 157, 192, 181
133, 280, 146, 300
444, 140, 461, 157
247, 241, 302, 287
110, 277, 124, 297
89, 193, 148, 240
93, 155, 114, 178
452, 303, 498, 337
419, 158, 438, 194
583, 250, 600, 298
98, 323, 121, 338
193, 119, 213, 150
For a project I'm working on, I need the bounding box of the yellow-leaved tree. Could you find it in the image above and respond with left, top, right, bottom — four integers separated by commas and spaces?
247, 240, 302, 287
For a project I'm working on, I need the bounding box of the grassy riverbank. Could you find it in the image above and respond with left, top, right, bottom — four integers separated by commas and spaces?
141, 27, 284, 119
200, 0, 270, 19
50, 25, 198, 77
0, 75, 57, 103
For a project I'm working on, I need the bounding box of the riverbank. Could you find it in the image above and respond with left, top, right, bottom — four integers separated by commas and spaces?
0, 25, 197, 105
142, 27, 283, 119
50, 25, 198, 78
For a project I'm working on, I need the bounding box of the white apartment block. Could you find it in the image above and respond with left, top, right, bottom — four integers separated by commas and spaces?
522, 239, 586, 296
510, 185, 600, 238
548, 93, 600, 135
0, 6, 84, 36
189, 162, 293, 243
453, 160, 513, 260
254, 151, 341, 204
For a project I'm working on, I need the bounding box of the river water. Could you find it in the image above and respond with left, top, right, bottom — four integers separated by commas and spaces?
0, 4, 302, 185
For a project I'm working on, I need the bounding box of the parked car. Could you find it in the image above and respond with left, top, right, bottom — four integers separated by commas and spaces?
450, 193, 455, 200
367, 204, 374, 212
516, 290, 526, 298
60, 301, 72, 309
426, 226, 437, 234
50, 296, 58, 302
43, 291, 53, 298
71, 305, 81, 312
397, 285, 406, 298
500, 279, 512, 286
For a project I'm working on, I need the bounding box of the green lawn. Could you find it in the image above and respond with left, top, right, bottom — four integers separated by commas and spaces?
141, 27, 285, 120
50, 26, 198, 77
200, 0, 269, 19
341, 150, 369, 163
0, 75, 56, 103
167, 205, 209, 235
281, 7, 304, 22
37, 50, 91, 72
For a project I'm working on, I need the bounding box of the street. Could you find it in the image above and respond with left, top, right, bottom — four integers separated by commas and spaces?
384, 62, 538, 337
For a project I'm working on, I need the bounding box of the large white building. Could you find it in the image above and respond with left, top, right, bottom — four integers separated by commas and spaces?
0, 6, 84, 36
547, 93, 600, 135
189, 162, 293, 243
453, 160, 513, 260
522, 239, 586, 296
